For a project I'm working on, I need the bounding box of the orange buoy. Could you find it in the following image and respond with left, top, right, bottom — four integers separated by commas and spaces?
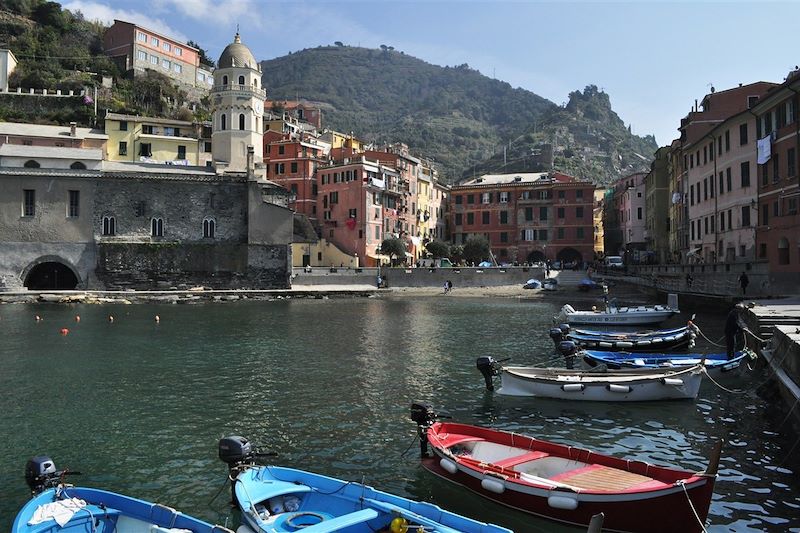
60, 328, 69, 335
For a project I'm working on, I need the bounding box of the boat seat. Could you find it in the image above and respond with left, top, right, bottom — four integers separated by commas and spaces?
493, 450, 550, 469
439, 434, 485, 448
293, 508, 380, 533
549, 465, 659, 492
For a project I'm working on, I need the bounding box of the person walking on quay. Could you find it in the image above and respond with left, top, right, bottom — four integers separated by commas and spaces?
686, 272, 693, 289
724, 303, 747, 360
738, 271, 749, 295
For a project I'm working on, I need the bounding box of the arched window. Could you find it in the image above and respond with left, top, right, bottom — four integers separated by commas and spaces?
151, 217, 164, 237
70, 161, 86, 169
221, 113, 226, 130
102, 215, 116, 236
238, 75, 245, 85
222, 75, 228, 86
239, 113, 245, 130
24, 160, 40, 168
203, 217, 216, 238
778, 237, 790, 265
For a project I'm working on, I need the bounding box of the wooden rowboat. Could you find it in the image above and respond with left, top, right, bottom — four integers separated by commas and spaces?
555, 324, 696, 352
477, 357, 704, 401
582, 349, 749, 376
411, 404, 720, 533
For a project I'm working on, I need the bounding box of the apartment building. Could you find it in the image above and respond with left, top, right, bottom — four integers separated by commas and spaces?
450, 172, 595, 265
104, 112, 211, 166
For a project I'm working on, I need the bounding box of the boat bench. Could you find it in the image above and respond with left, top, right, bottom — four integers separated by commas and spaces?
296, 508, 380, 533
492, 450, 550, 469
548, 464, 669, 492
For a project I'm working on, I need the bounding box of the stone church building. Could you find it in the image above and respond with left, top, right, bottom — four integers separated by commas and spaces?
0, 34, 293, 290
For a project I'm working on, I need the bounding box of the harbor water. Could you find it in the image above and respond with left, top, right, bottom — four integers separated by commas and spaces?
1, 295, 799, 531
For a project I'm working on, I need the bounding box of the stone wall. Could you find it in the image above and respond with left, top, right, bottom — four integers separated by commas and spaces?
291, 266, 546, 288
0, 94, 92, 125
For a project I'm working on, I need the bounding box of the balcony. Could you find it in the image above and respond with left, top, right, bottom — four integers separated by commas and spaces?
211, 84, 266, 98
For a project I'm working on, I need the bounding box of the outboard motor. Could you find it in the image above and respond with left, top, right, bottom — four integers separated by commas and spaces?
24, 456, 80, 496
549, 327, 564, 347
219, 436, 275, 507
476, 356, 502, 391
557, 340, 578, 369
558, 323, 571, 336
25, 456, 57, 496
410, 402, 440, 458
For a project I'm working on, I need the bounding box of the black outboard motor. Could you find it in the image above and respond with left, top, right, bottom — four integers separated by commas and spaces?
25, 456, 57, 496
24, 456, 80, 496
219, 436, 276, 507
558, 323, 571, 336
476, 356, 502, 391
557, 340, 578, 369
410, 402, 437, 458
549, 327, 564, 347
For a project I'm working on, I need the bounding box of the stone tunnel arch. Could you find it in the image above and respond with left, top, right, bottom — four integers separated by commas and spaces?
556, 247, 583, 264
526, 250, 546, 263
22, 256, 80, 290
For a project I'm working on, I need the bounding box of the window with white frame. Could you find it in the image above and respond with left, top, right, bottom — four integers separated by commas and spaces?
162, 42, 171, 52
203, 217, 216, 238
137, 32, 147, 42
151, 36, 159, 46
175, 47, 182, 56
162, 59, 170, 69
500, 191, 509, 203
481, 192, 491, 204
523, 229, 534, 241
173, 64, 182, 73
151, 217, 164, 237
137, 50, 147, 61
150, 55, 158, 65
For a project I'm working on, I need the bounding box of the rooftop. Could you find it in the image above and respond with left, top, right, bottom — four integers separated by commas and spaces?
0, 122, 107, 140
0, 145, 103, 160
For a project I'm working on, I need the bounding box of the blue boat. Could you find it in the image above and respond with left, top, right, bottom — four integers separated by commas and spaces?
219, 436, 512, 533
14, 456, 229, 533
552, 323, 696, 352
582, 349, 749, 376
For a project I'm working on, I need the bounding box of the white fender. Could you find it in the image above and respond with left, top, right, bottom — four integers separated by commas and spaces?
662, 378, 684, 386
637, 340, 652, 346
599, 342, 613, 348
547, 494, 578, 510
561, 383, 585, 392
607, 384, 631, 393
440, 457, 458, 474
616, 341, 633, 348
481, 477, 505, 494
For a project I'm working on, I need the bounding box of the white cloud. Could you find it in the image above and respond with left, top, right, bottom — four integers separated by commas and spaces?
63, 1, 188, 42
153, 0, 264, 28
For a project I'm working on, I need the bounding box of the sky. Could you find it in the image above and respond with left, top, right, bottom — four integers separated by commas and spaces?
64, 0, 800, 147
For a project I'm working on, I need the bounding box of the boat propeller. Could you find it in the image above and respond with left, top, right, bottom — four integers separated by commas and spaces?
410, 403, 451, 458
476, 356, 508, 391
24, 456, 81, 496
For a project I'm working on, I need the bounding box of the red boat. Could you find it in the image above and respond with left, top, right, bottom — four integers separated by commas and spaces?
411, 404, 720, 533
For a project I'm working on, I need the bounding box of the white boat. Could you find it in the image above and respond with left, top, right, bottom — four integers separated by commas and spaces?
477, 357, 703, 401
555, 294, 679, 326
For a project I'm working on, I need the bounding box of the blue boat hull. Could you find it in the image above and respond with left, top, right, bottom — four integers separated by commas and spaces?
582, 350, 747, 375
234, 465, 511, 533
14, 486, 223, 533
567, 325, 693, 352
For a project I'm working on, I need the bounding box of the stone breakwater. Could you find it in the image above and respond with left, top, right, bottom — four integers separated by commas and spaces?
0, 287, 380, 305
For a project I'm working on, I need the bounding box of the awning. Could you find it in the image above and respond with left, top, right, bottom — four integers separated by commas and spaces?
367, 253, 392, 261
686, 248, 701, 256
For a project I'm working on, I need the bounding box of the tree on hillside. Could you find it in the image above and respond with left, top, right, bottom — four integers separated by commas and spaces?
380, 238, 406, 266
463, 236, 490, 265
425, 240, 449, 259
188, 40, 215, 67
334, 41, 344, 47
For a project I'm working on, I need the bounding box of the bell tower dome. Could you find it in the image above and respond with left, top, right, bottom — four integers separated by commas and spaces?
211, 32, 265, 172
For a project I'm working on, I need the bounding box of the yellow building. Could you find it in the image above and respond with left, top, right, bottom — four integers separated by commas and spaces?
593, 189, 605, 257
104, 112, 211, 166
318, 129, 364, 152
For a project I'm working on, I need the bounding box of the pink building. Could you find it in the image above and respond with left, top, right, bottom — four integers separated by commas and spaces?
680, 82, 775, 263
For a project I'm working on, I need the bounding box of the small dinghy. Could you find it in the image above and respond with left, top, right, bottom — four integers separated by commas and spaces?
219, 436, 512, 533
582, 349, 749, 376
14, 456, 229, 533
549, 322, 697, 352
410, 404, 720, 533
477, 356, 704, 401
556, 294, 679, 326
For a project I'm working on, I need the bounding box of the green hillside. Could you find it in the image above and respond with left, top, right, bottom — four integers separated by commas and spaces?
261, 46, 657, 184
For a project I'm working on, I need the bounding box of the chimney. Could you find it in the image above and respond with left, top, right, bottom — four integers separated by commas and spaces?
69, 122, 77, 137
246, 145, 255, 178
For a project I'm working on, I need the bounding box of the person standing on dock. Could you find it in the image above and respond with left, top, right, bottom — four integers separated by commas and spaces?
738, 271, 749, 295
724, 303, 747, 360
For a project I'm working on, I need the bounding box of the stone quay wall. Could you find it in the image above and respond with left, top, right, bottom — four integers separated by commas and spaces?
291, 266, 547, 287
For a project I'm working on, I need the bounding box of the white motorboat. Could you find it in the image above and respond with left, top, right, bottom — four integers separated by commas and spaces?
555, 294, 679, 326
477, 356, 704, 401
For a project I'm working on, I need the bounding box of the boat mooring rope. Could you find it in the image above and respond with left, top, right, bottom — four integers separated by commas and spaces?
678, 480, 708, 533
701, 367, 746, 394
693, 325, 726, 348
